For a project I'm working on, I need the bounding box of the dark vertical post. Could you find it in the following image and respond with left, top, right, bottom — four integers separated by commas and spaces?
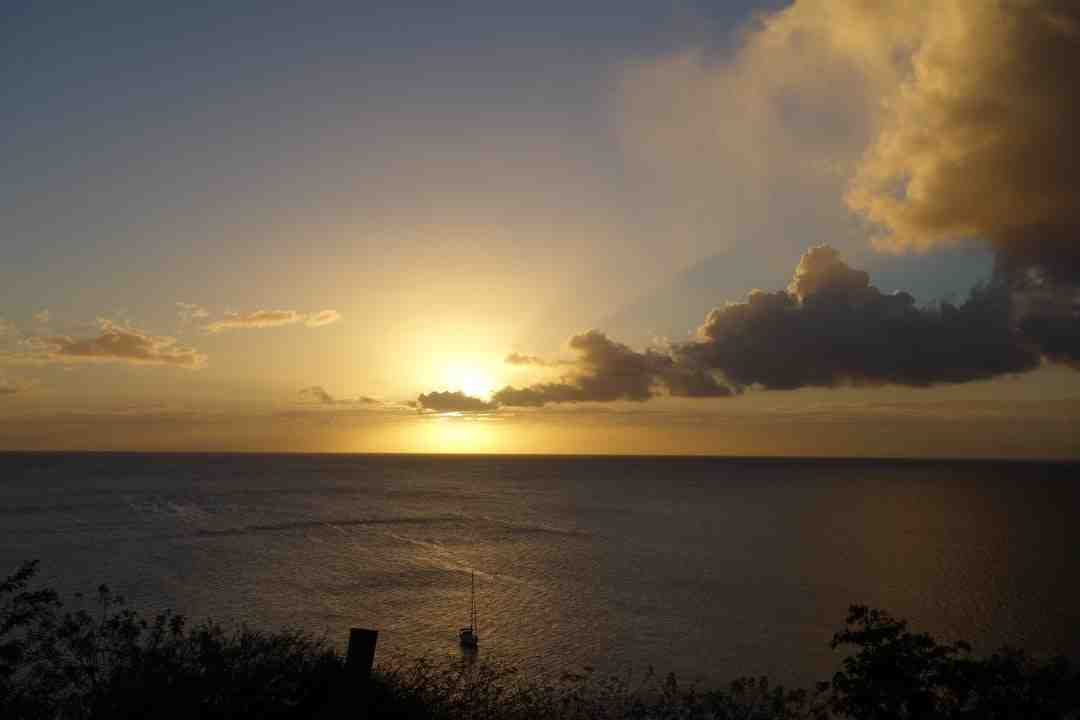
320, 628, 377, 718
346, 628, 378, 678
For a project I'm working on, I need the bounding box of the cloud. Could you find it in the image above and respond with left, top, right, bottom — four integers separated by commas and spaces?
0, 373, 39, 395
205, 310, 303, 332
176, 302, 209, 323
506, 352, 549, 366
299, 385, 335, 404
297, 385, 379, 406
828, 0, 1080, 364
839, 2, 1080, 279
640, 0, 1080, 277
621, 0, 1080, 369
204, 309, 341, 333
304, 310, 341, 328
30, 320, 207, 369
33, 310, 50, 324
616, 6, 879, 269
1015, 281, 1080, 371
493, 245, 1076, 406
676, 246, 1037, 390
415, 390, 497, 413
494, 329, 730, 407
504, 352, 573, 367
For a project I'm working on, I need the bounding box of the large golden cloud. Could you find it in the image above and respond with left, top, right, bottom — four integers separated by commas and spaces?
845, 1, 1080, 277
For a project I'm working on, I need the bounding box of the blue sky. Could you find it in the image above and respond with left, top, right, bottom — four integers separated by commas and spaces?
2, 0, 970, 331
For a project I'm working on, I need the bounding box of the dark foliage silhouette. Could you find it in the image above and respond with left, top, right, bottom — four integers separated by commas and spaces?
822, 606, 1079, 719
3, 563, 1078, 719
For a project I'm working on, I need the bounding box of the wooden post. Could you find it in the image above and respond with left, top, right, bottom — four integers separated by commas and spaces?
316, 628, 378, 719
346, 628, 378, 678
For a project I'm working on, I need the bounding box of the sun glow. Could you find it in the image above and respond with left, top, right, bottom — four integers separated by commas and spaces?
417, 415, 501, 453
441, 364, 497, 399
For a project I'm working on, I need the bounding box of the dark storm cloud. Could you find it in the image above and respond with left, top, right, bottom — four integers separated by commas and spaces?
1014, 279, 1080, 370
493, 329, 730, 407
1021, 312, 1080, 370
675, 247, 1039, 391
415, 390, 497, 413
493, 247, 1047, 407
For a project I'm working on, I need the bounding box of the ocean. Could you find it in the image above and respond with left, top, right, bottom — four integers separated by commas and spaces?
2, 452, 1077, 688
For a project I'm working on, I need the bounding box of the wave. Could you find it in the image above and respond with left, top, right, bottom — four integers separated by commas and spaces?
194, 515, 465, 538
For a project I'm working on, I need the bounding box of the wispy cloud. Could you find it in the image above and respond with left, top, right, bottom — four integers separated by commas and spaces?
279, 386, 415, 420
203, 309, 341, 333
176, 302, 209, 324
205, 310, 303, 332
304, 310, 341, 328
297, 385, 379, 406
504, 352, 572, 367
0, 372, 39, 395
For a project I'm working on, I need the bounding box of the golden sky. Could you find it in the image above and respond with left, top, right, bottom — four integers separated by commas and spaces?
2, 0, 1078, 457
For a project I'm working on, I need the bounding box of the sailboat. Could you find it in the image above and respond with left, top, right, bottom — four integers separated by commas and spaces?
459, 571, 479, 649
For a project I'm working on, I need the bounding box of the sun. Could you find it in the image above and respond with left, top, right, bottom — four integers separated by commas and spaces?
443, 365, 496, 399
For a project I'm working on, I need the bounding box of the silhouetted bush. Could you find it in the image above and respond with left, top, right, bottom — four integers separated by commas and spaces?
1, 561, 339, 719
363, 658, 818, 720
820, 605, 1080, 719
2, 562, 1078, 719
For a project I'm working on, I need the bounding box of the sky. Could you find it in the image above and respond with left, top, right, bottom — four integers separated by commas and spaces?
2, 0, 1078, 457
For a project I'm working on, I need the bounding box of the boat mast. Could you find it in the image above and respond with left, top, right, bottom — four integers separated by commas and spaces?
471, 571, 478, 634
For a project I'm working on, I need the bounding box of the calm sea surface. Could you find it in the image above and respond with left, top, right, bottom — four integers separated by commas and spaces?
2, 452, 1077, 687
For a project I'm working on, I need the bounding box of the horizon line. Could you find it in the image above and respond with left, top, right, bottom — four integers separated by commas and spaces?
1, 449, 1076, 464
